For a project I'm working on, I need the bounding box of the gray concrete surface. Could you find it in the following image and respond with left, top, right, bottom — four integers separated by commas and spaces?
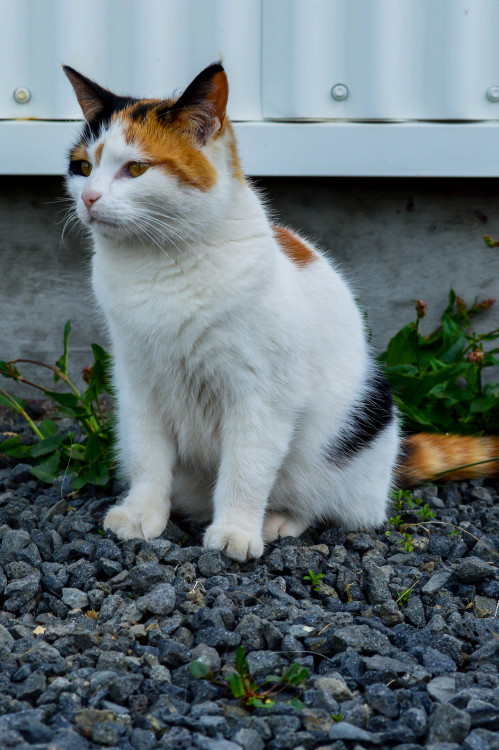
1, 176, 498, 396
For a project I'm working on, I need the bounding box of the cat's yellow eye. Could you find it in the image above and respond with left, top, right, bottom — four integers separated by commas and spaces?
128, 162, 149, 178
81, 160, 92, 177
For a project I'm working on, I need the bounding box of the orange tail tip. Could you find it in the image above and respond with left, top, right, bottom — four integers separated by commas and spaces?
397, 433, 499, 486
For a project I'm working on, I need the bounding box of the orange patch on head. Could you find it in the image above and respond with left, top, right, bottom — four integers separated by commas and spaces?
94, 143, 104, 166
116, 102, 217, 191
70, 143, 89, 162
273, 226, 317, 267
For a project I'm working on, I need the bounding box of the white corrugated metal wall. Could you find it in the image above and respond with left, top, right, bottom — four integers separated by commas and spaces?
1, 0, 499, 175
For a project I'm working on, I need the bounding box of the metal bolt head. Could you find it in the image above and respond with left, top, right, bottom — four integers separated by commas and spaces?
13, 87, 31, 104
486, 86, 499, 103
331, 83, 349, 101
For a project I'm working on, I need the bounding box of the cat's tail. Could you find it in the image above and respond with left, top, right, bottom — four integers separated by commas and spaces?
397, 433, 499, 486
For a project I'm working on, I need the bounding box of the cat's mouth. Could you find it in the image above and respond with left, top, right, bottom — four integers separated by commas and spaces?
89, 216, 120, 228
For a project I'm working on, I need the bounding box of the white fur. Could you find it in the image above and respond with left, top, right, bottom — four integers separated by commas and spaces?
67, 117, 400, 562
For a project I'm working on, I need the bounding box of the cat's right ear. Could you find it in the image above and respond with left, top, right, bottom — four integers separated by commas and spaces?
169, 62, 229, 145
63, 66, 113, 121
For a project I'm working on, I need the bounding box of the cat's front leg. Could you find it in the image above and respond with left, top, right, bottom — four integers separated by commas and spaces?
203, 406, 294, 562
104, 398, 175, 542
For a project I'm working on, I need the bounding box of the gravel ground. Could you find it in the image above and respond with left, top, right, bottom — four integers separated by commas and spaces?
1, 407, 499, 750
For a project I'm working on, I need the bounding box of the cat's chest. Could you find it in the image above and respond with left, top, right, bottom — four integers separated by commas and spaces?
93, 255, 237, 466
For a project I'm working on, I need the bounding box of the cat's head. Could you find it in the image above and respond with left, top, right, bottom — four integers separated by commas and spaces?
64, 63, 243, 247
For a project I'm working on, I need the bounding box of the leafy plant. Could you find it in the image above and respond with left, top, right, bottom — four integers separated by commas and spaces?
379, 290, 499, 435
303, 569, 325, 592
388, 513, 405, 531
0, 321, 114, 490
400, 533, 415, 553
331, 713, 343, 723
416, 503, 437, 521
190, 645, 308, 711
483, 234, 499, 249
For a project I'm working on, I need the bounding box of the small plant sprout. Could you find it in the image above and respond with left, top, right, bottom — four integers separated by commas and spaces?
331, 713, 343, 723
303, 569, 325, 591
396, 580, 419, 608
416, 503, 437, 521
400, 533, 415, 553
388, 513, 405, 531
190, 645, 308, 711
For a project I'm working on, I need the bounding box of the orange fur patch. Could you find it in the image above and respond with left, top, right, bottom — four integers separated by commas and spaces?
272, 226, 317, 267
225, 121, 245, 183
398, 433, 499, 485
70, 144, 89, 162
116, 102, 217, 191
94, 143, 104, 166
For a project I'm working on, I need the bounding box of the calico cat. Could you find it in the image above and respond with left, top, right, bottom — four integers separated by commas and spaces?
63, 63, 499, 562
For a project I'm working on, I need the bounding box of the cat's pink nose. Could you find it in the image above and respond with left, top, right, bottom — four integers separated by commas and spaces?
81, 189, 101, 209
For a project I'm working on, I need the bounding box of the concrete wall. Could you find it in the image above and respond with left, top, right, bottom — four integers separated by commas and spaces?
1, 176, 498, 396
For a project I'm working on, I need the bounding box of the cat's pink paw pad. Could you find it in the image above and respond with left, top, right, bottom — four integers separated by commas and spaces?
203, 524, 264, 562
103, 504, 168, 541
263, 512, 308, 542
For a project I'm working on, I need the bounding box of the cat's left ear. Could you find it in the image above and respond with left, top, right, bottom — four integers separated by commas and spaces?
63, 65, 114, 122
171, 62, 228, 145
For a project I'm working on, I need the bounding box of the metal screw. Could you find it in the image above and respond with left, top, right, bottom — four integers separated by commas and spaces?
13, 87, 31, 104
331, 84, 349, 101
486, 86, 499, 103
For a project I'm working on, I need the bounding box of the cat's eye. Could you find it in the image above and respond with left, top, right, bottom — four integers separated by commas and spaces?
128, 162, 149, 178
80, 160, 92, 177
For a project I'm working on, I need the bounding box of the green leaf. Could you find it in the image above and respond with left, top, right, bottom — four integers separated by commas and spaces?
55, 320, 71, 382
263, 675, 282, 684
381, 324, 421, 368
189, 660, 209, 679
288, 697, 306, 711
39, 419, 58, 437
0, 360, 20, 380
30, 452, 61, 483
470, 395, 497, 414
30, 432, 67, 458
229, 673, 245, 699
43, 391, 79, 410
235, 646, 249, 677
0, 436, 32, 458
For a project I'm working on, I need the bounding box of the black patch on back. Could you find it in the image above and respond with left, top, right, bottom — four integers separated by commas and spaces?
326, 368, 394, 465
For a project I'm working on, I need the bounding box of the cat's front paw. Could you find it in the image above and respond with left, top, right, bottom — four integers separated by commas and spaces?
103, 502, 168, 541
203, 523, 264, 563
263, 512, 309, 542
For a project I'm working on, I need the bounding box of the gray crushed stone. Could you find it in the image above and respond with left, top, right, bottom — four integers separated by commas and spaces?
0, 407, 499, 748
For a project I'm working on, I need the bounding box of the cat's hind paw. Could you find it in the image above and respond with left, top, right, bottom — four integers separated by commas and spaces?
203, 523, 264, 563
103, 503, 168, 541
263, 512, 309, 542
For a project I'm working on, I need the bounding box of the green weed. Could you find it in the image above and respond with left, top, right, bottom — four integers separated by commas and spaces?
379, 290, 499, 435
303, 569, 325, 592
190, 645, 308, 711
400, 533, 415, 553
0, 321, 114, 490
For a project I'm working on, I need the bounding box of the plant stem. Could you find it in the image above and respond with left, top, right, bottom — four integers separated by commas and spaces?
0, 386, 44, 439
433, 456, 499, 477
9, 359, 83, 400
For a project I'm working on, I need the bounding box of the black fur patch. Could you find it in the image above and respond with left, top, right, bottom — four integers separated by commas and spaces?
67, 94, 138, 168
326, 368, 394, 464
